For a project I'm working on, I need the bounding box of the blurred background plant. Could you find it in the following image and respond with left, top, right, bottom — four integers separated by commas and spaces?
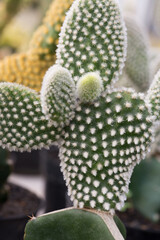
0, 0, 52, 57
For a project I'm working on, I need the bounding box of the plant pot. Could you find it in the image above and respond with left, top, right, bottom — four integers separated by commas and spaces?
11, 150, 40, 175
117, 209, 160, 240
0, 183, 41, 240
40, 146, 72, 212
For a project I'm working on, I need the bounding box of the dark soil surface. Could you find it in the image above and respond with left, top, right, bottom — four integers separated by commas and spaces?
117, 208, 160, 232
0, 183, 40, 219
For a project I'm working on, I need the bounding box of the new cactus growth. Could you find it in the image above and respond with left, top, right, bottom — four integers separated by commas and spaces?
41, 65, 76, 127
0, 0, 73, 91
76, 72, 103, 102
0, 0, 159, 239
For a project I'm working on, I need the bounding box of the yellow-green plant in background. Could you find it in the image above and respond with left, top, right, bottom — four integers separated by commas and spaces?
0, 0, 73, 91
0, 0, 22, 33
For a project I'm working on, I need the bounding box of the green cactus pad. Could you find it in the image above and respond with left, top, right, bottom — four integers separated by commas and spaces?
0, 83, 61, 152
124, 16, 150, 92
24, 209, 120, 240
147, 70, 160, 122
77, 72, 103, 102
41, 65, 76, 127
56, 0, 127, 88
59, 89, 153, 212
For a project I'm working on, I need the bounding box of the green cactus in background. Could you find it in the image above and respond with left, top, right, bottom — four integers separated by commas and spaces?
117, 15, 151, 92
0, 0, 159, 239
0, 148, 11, 203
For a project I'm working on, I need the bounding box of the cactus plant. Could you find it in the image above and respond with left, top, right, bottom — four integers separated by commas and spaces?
0, 0, 73, 91
117, 15, 151, 92
0, 0, 159, 239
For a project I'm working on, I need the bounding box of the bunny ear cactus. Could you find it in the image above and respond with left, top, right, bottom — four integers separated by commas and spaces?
24, 208, 126, 240
59, 87, 153, 212
0, 0, 158, 239
0, 83, 62, 152
41, 65, 76, 127
0, 0, 73, 91
56, 0, 126, 87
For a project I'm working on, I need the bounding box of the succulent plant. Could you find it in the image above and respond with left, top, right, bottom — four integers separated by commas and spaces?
0, 0, 159, 239
117, 15, 151, 92
0, 0, 73, 91
24, 208, 126, 240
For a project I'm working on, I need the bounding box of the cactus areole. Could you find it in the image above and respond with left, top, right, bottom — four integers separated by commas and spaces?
0, 0, 159, 239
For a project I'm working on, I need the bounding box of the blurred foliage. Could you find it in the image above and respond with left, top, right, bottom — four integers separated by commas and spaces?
0, 21, 28, 50
0, 0, 52, 52
0, 0, 22, 33
130, 158, 160, 222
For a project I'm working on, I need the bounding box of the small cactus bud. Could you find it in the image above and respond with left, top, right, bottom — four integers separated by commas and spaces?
76, 72, 103, 102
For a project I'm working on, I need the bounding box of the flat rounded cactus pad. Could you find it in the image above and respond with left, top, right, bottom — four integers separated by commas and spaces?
24, 209, 125, 240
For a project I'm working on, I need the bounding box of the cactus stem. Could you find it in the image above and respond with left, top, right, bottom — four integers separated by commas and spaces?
85, 208, 124, 240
